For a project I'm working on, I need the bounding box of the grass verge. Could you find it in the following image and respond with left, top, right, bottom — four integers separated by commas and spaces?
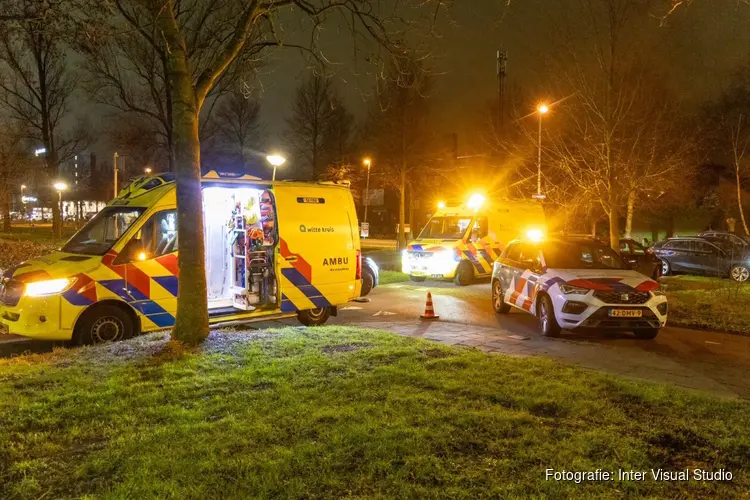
1, 327, 747, 498
379, 269, 409, 285
663, 276, 750, 335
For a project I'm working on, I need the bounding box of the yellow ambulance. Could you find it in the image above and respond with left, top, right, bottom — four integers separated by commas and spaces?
0, 171, 362, 344
402, 194, 546, 285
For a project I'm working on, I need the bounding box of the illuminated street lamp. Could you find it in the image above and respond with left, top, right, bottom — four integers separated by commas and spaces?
266, 154, 286, 181
363, 158, 372, 223
536, 104, 549, 197
34, 147, 46, 157
144, 167, 152, 174
54, 182, 67, 220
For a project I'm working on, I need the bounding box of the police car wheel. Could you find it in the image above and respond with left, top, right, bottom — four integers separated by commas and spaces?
730, 265, 750, 283
634, 328, 659, 340
538, 295, 561, 337
360, 269, 375, 297
410, 275, 426, 282
492, 279, 510, 314
298, 307, 330, 326
454, 262, 473, 286
74, 305, 134, 346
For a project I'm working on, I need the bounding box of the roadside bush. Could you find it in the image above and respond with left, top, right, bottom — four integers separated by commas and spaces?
0, 239, 59, 272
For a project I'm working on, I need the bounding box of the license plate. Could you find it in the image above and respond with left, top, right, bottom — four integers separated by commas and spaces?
609, 309, 642, 318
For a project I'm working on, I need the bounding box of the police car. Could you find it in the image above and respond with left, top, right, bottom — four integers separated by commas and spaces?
491, 236, 668, 339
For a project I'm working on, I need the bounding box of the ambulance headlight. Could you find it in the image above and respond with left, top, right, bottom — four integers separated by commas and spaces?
25, 278, 76, 297
436, 249, 456, 264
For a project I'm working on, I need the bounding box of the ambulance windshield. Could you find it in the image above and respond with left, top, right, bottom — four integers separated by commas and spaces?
418, 216, 473, 240
62, 207, 146, 255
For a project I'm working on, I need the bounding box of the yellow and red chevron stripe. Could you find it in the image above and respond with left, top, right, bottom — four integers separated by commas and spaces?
458, 237, 503, 275
60, 250, 181, 330
278, 238, 331, 312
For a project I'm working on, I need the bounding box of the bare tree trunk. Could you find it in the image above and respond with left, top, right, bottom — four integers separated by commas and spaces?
625, 190, 636, 239
736, 159, 749, 236
162, 50, 176, 172
2, 194, 10, 233
407, 182, 414, 229
608, 199, 620, 251
591, 217, 598, 237
666, 215, 675, 238
398, 168, 406, 249
160, 11, 209, 344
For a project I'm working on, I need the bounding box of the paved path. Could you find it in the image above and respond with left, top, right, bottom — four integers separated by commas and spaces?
323, 282, 750, 399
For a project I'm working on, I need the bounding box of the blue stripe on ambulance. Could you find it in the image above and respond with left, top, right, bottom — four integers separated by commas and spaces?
410, 244, 423, 251
62, 287, 94, 306
98, 279, 176, 327
478, 249, 493, 266
280, 268, 332, 308
153, 275, 179, 296
280, 293, 296, 312
462, 251, 485, 274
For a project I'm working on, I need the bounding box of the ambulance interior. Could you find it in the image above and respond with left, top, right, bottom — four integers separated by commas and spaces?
202, 186, 278, 313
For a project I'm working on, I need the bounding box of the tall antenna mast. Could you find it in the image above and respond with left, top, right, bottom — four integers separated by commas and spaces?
497, 48, 508, 131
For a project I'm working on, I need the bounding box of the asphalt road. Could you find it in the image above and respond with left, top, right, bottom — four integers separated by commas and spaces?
330, 280, 750, 398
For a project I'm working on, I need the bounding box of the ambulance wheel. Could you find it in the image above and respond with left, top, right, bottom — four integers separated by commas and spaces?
492, 279, 510, 314
360, 269, 375, 296
454, 261, 474, 286
298, 307, 330, 326
410, 275, 426, 282
73, 304, 134, 346
537, 294, 561, 337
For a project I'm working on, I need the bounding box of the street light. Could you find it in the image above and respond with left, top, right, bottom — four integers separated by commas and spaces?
536, 104, 550, 197
54, 182, 67, 221
363, 158, 372, 223
144, 167, 152, 174
266, 154, 286, 181
34, 147, 46, 157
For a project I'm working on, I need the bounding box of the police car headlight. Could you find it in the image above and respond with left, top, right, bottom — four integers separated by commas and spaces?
560, 284, 589, 295
24, 278, 75, 297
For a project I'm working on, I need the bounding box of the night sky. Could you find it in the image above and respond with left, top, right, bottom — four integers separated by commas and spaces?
257, 0, 750, 153
83, 1, 750, 166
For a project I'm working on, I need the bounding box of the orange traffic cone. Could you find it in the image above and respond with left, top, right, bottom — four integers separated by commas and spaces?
420, 291, 440, 320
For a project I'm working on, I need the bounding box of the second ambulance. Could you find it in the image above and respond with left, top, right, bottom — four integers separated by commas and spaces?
402, 194, 546, 285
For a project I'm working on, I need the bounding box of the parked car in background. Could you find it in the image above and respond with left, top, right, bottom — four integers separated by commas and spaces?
698, 231, 749, 248
652, 237, 750, 282
618, 238, 662, 279
360, 257, 379, 297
